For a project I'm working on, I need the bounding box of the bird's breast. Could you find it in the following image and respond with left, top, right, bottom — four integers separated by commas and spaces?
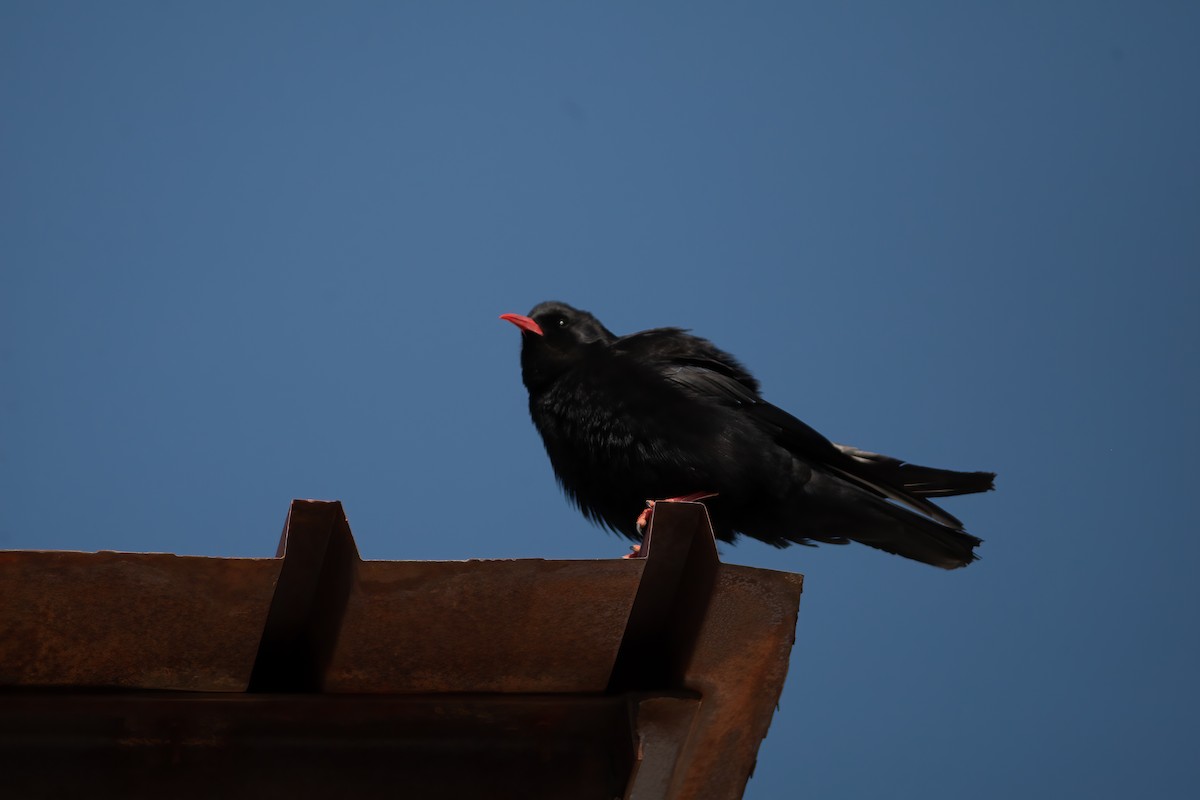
528, 365, 734, 486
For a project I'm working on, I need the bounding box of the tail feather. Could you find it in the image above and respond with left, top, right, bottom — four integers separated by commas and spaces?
782, 507, 981, 569
794, 471, 985, 570
835, 444, 996, 497
855, 498, 982, 569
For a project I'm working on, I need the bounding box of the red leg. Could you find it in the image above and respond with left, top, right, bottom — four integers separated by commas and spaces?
634, 491, 718, 537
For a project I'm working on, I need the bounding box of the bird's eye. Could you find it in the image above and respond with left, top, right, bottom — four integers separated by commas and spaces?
556, 317, 568, 328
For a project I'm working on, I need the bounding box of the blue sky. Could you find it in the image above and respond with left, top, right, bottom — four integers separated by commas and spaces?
3, 2, 1198, 797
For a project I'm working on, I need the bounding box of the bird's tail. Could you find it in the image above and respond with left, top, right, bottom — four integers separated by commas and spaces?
851, 498, 983, 569
835, 444, 996, 498
794, 471, 985, 569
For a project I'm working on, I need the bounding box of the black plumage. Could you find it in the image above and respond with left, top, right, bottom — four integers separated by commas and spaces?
500, 301, 994, 569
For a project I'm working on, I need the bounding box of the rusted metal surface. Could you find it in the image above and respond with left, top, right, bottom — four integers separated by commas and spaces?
0, 498, 803, 799
0, 693, 635, 800
0, 551, 280, 691
616, 502, 805, 799
672, 562, 804, 799
325, 557, 644, 693
250, 500, 359, 692
625, 696, 703, 799
609, 501, 720, 692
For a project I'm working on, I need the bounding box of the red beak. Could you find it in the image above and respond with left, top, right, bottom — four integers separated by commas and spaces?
499, 313, 544, 336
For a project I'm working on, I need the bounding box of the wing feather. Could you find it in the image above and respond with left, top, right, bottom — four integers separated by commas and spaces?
615, 330, 971, 529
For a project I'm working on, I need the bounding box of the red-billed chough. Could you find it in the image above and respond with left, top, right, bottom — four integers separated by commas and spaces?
500, 301, 994, 569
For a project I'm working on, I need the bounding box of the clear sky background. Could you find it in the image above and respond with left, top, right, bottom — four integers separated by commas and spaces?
3, 2, 1198, 797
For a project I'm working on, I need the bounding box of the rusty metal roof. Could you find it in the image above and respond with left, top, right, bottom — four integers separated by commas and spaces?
0, 500, 802, 799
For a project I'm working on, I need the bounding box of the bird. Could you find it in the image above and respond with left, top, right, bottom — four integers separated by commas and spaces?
500, 301, 994, 569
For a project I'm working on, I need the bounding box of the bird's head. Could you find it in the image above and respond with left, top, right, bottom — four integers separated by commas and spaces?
500, 301, 616, 393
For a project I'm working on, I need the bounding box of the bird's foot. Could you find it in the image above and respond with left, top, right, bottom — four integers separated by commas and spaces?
634, 491, 718, 536
621, 543, 643, 559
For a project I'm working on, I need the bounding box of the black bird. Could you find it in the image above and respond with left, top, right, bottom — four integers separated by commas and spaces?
500, 301, 994, 569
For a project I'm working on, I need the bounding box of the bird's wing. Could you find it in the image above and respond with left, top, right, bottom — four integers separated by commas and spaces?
615, 329, 840, 458
614, 328, 762, 393
642, 352, 968, 529
663, 358, 848, 461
